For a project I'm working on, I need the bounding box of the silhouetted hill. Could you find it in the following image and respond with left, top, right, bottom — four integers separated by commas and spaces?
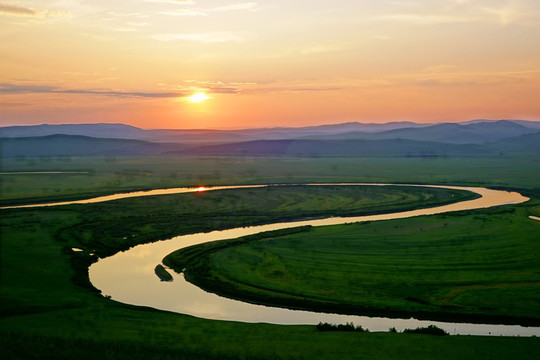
303, 120, 538, 144
0, 122, 433, 143
0, 134, 186, 157
174, 139, 489, 157
486, 131, 540, 152
0, 123, 146, 139
2, 120, 539, 148
2, 131, 539, 158
461, 119, 540, 130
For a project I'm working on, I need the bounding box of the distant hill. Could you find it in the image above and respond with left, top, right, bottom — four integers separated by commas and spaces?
303, 120, 538, 144
0, 134, 186, 157
486, 131, 540, 152
0, 121, 434, 143
460, 119, 540, 130
2, 131, 539, 158
0, 123, 146, 140
1, 119, 539, 146
174, 138, 490, 157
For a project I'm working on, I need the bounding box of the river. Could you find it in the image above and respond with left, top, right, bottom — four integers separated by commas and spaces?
85, 183, 540, 336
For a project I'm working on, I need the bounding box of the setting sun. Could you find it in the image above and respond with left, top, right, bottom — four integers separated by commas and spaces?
189, 93, 209, 103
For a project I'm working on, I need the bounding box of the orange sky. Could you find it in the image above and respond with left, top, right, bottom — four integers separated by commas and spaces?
1, 0, 540, 129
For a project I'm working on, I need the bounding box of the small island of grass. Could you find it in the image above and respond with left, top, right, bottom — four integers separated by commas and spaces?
154, 264, 173, 282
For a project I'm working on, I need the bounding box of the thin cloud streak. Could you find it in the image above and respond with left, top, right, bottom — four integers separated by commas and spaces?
211, 2, 258, 12
157, 2, 259, 17
0, 83, 185, 98
0, 3, 36, 16
149, 32, 246, 43
158, 9, 207, 16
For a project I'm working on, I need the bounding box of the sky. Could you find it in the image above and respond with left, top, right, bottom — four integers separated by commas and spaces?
1, 0, 540, 129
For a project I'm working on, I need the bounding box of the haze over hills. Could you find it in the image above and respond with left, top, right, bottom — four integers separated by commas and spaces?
2, 128, 539, 158
303, 120, 539, 144
0, 135, 187, 157
1, 119, 538, 145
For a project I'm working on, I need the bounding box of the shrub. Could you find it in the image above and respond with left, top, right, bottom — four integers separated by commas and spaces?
403, 325, 448, 336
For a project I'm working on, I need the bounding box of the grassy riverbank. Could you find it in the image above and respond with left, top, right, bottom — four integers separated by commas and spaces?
165, 199, 540, 325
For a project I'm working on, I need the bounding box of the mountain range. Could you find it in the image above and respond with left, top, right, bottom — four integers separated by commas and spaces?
1, 119, 539, 158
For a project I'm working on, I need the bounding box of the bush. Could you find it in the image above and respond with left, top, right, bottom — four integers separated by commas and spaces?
316, 322, 368, 332
403, 325, 448, 336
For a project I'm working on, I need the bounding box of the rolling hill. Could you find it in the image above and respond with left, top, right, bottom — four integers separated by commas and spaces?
3, 119, 538, 144
302, 120, 538, 144
0, 134, 186, 157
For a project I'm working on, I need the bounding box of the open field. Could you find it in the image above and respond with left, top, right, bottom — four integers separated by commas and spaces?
1, 155, 540, 359
1, 154, 539, 205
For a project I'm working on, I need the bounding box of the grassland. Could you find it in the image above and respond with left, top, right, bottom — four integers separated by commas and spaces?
1, 154, 540, 359
2, 154, 539, 205
166, 200, 540, 325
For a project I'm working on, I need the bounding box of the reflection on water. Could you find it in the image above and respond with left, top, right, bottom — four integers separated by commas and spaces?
89, 184, 540, 336
0, 185, 265, 209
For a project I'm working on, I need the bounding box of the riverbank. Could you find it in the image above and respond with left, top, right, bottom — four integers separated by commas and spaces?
166, 205, 540, 327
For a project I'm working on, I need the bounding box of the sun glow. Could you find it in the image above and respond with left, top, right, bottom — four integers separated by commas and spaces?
189, 93, 209, 103
194, 186, 208, 192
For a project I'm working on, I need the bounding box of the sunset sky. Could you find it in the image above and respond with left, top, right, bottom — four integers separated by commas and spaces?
1, 0, 540, 129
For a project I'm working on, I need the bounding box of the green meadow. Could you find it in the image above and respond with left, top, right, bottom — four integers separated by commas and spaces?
167, 202, 540, 325
2, 154, 539, 205
1, 154, 540, 359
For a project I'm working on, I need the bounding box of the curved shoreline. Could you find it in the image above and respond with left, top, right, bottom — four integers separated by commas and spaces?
87, 184, 540, 336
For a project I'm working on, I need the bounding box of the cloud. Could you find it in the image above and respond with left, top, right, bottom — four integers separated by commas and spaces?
372, 13, 474, 25
211, 2, 258, 12
149, 32, 245, 43
395, 68, 540, 87
0, 3, 36, 16
158, 9, 207, 16
480, 4, 529, 26
376, 1, 540, 27
300, 41, 353, 55
144, 0, 195, 4
158, 2, 259, 16
0, 2, 70, 19
0, 83, 185, 98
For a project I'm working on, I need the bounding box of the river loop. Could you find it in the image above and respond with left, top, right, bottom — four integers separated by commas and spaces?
38, 183, 537, 336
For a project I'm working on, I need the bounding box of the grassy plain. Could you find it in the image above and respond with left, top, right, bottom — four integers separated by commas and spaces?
1, 154, 540, 359
2, 154, 539, 205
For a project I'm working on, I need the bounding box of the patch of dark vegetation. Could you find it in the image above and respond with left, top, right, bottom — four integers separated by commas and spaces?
403, 325, 449, 336
65, 247, 100, 293
316, 322, 368, 332
154, 264, 173, 282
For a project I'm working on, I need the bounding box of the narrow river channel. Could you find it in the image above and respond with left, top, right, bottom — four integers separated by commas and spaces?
84, 183, 540, 336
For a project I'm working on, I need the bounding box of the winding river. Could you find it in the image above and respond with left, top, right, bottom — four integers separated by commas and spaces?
80, 183, 538, 337
6, 183, 537, 335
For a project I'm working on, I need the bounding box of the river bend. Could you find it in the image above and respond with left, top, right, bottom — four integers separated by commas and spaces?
85, 184, 540, 336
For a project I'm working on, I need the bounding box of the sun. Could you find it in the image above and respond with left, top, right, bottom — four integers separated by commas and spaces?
189, 93, 209, 103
